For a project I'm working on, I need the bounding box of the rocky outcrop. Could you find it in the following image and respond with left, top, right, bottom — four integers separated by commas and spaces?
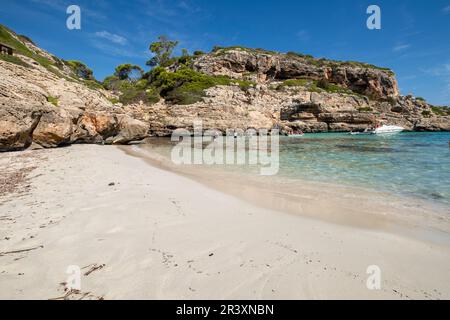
414, 117, 450, 132
143, 83, 448, 136
0, 57, 150, 152
0, 103, 44, 151
193, 48, 399, 99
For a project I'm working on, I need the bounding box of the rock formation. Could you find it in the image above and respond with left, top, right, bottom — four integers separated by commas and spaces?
0, 25, 449, 152
145, 48, 449, 136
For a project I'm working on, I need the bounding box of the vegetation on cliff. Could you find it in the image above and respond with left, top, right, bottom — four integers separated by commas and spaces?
0, 24, 63, 75
65, 60, 94, 80
431, 106, 450, 116
275, 78, 364, 98
104, 37, 255, 105
211, 46, 394, 75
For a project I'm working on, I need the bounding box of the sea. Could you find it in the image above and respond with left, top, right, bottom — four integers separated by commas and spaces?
137, 132, 450, 207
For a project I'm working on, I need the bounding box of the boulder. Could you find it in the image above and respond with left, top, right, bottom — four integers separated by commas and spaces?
71, 112, 119, 144
33, 107, 79, 147
0, 102, 44, 152
110, 115, 149, 144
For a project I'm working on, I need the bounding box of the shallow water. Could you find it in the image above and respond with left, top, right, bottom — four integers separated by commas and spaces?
140, 132, 450, 206
278, 132, 450, 205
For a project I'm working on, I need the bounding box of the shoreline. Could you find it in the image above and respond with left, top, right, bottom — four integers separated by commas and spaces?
123, 143, 450, 245
0, 144, 449, 299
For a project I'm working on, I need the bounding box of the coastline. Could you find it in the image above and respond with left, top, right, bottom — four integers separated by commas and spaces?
0, 144, 449, 299
124, 142, 450, 243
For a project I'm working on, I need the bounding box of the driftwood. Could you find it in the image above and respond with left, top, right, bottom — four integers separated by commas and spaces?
0, 245, 44, 256
83, 263, 106, 276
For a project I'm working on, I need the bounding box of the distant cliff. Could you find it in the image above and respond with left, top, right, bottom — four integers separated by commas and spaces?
0, 24, 449, 152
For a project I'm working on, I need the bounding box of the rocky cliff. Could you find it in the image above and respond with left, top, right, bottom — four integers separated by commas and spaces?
0, 25, 148, 152
193, 48, 400, 99
0, 25, 449, 152
145, 48, 449, 136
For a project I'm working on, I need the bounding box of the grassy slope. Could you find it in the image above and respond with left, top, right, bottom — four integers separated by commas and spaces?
0, 23, 71, 79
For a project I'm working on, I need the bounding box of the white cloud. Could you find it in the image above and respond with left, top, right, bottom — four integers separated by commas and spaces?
90, 40, 148, 59
423, 63, 450, 76
296, 30, 310, 41
443, 5, 450, 13
393, 44, 411, 52
94, 31, 127, 45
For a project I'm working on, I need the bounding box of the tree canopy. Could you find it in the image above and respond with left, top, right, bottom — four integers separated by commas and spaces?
65, 60, 94, 80
146, 36, 179, 68
114, 64, 144, 81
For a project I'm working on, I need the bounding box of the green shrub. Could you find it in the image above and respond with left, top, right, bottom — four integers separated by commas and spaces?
47, 96, 58, 106
84, 79, 104, 90
114, 78, 160, 105
234, 79, 255, 91
280, 79, 310, 88
321, 82, 355, 95
65, 60, 94, 80
422, 110, 432, 117
213, 46, 277, 56
18, 34, 35, 45
431, 106, 450, 116
358, 107, 373, 113
103, 75, 121, 90
0, 24, 65, 77
315, 79, 354, 94
114, 63, 143, 81
276, 78, 314, 91
108, 97, 120, 104
148, 67, 255, 105
0, 54, 32, 68
156, 68, 229, 104
286, 52, 314, 59
317, 79, 331, 90
212, 46, 224, 52
284, 49, 393, 74
145, 87, 161, 104
0, 24, 34, 56
387, 96, 397, 106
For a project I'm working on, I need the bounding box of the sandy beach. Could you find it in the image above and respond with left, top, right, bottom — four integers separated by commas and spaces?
0, 144, 449, 300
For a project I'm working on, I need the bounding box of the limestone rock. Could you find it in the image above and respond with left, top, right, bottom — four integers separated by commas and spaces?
414, 117, 450, 132
33, 107, 79, 147
0, 102, 43, 151
193, 48, 399, 99
111, 115, 149, 144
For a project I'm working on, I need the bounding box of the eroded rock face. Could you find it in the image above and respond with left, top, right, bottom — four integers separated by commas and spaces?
143, 84, 448, 135
0, 59, 150, 152
193, 49, 399, 99
110, 115, 149, 144
33, 108, 80, 147
415, 117, 450, 132
0, 103, 44, 151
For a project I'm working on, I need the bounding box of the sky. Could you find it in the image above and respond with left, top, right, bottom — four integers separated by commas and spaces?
1, 0, 449, 106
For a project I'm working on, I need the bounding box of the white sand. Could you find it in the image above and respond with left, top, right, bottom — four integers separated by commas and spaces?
0, 144, 449, 300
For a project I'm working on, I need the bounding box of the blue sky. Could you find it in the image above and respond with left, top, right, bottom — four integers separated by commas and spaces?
1, 0, 449, 105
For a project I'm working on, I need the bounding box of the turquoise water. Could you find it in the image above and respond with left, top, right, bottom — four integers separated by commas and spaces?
141, 132, 450, 206
278, 132, 450, 205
